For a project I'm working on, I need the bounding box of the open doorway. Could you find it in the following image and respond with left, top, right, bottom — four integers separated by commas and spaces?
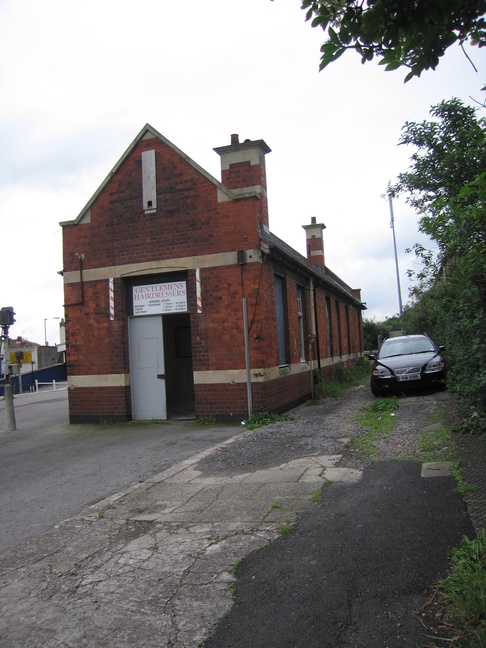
163, 312, 195, 419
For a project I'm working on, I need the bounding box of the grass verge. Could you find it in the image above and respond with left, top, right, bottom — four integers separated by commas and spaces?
423, 531, 486, 647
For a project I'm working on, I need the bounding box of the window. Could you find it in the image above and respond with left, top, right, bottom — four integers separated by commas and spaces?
142, 149, 157, 211
297, 286, 305, 361
274, 275, 288, 366
335, 300, 342, 356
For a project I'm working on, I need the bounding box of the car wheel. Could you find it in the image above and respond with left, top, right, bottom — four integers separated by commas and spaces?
370, 379, 382, 397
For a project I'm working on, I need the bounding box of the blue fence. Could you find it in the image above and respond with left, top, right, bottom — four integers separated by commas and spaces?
0, 364, 67, 396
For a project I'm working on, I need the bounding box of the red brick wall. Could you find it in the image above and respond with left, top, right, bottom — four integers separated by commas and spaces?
192, 265, 247, 372
62, 131, 363, 422
221, 160, 269, 228
62, 138, 263, 276
222, 160, 267, 191
64, 280, 128, 377
68, 387, 132, 423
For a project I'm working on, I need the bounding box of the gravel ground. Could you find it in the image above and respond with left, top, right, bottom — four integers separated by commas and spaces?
198, 383, 451, 475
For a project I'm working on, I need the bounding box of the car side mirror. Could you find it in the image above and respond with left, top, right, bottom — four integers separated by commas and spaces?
368, 354, 376, 360
438, 345, 445, 351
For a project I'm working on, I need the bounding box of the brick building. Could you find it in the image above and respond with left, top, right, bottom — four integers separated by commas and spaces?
61, 125, 365, 423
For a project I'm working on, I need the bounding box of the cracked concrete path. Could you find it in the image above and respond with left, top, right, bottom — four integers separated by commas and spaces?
2, 388, 475, 648
0, 433, 359, 648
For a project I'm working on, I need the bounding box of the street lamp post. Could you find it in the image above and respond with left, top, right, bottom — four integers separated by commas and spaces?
388, 195, 404, 335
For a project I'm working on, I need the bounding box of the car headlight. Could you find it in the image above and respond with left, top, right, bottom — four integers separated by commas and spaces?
373, 365, 392, 378
424, 360, 445, 373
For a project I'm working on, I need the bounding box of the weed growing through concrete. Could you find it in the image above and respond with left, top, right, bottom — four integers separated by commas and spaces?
310, 489, 322, 503
349, 397, 399, 458
451, 460, 475, 495
263, 500, 281, 521
278, 523, 296, 536
197, 415, 217, 426
227, 581, 236, 600
253, 543, 269, 552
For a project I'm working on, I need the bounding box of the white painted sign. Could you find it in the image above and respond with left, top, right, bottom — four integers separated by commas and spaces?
133, 281, 188, 315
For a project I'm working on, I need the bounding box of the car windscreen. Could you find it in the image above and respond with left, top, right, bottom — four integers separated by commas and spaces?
379, 339, 435, 358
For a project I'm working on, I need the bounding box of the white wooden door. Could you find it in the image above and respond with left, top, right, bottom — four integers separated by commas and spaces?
129, 316, 166, 420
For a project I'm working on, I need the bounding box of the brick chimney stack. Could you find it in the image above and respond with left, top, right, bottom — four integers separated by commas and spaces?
302, 217, 326, 269
214, 135, 271, 227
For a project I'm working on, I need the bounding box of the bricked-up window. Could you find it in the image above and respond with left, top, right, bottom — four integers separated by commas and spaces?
345, 305, 351, 355
325, 296, 333, 356
142, 149, 157, 211
335, 300, 343, 356
274, 274, 288, 366
297, 285, 305, 361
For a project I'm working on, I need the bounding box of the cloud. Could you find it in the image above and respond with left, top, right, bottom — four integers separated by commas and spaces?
0, 0, 483, 343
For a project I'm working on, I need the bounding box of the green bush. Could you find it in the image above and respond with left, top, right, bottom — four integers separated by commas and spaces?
437, 531, 486, 646
388, 101, 486, 433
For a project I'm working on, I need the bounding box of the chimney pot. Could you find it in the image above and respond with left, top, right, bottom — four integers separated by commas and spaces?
311, 216, 316, 224
231, 134, 239, 145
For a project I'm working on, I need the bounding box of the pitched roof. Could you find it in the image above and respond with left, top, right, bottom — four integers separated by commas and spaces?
259, 224, 364, 308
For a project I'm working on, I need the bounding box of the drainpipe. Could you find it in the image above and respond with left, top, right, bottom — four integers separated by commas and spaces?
312, 279, 321, 373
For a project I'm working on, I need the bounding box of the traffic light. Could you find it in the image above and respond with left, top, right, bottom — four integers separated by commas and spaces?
0, 307, 15, 327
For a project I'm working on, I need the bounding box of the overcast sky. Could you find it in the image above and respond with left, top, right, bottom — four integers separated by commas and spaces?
1, 0, 484, 346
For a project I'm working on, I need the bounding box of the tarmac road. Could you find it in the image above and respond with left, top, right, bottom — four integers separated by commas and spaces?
0, 387, 239, 554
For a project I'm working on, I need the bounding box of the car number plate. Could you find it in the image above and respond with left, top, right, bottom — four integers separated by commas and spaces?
397, 373, 420, 382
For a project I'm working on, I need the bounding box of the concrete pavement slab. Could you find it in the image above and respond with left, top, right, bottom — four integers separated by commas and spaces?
322, 466, 363, 483
0, 438, 339, 647
421, 460, 452, 477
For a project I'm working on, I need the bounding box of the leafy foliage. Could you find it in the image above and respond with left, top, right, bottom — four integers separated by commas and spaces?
243, 410, 294, 430
363, 315, 403, 350
436, 531, 486, 645
390, 99, 486, 425
389, 99, 486, 268
300, 0, 486, 81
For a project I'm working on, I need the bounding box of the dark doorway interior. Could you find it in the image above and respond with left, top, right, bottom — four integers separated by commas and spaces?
163, 313, 195, 419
